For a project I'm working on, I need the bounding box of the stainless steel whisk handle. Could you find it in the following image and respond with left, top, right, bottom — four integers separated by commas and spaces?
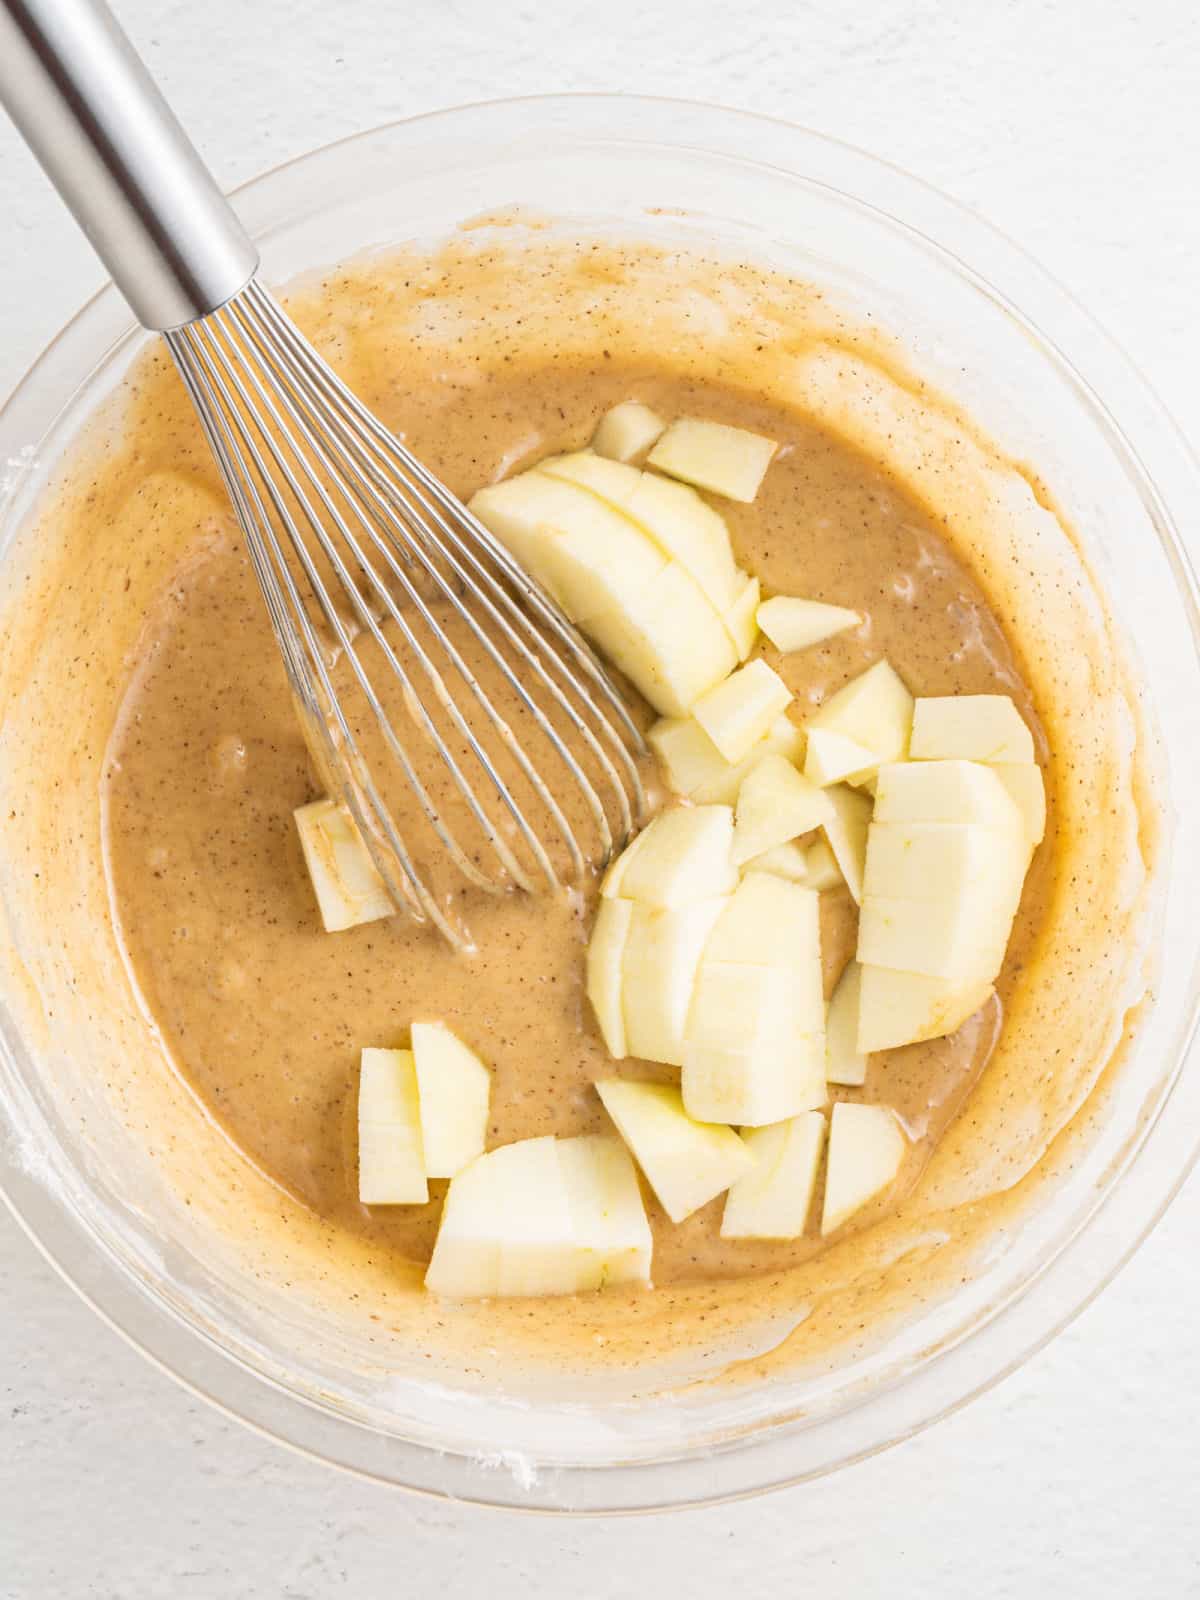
0, 0, 258, 330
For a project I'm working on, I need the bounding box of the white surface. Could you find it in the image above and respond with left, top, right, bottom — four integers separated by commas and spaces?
2, 0, 1198, 1591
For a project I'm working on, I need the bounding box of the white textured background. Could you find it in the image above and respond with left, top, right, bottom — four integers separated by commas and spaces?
2, 1, 1199, 1594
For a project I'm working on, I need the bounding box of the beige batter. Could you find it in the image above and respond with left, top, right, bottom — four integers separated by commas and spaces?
0, 224, 1156, 1403
99, 286, 1050, 1286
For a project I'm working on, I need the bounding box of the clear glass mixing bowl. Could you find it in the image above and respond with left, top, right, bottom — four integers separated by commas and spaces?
2, 96, 1200, 1512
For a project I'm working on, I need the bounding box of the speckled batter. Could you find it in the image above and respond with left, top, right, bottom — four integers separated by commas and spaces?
0, 224, 1153, 1400
97, 245, 1050, 1289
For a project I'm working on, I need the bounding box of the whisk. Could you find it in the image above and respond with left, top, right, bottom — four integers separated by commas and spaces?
0, 0, 647, 947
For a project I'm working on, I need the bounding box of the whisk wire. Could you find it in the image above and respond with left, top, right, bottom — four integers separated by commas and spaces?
164, 278, 648, 947
188, 312, 545, 899
221, 296, 585, 889
169, 322, 458, 938
243, 286, 645, 842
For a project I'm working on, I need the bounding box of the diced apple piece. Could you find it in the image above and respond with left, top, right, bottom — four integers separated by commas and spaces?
807, 659, 913, 778
558, 1134, 653, 1288
732, 753, 835, 865
825, 961, 867, 1087
857, 965, 993, 1053
585, 560, 737, 717
863, 821, 1026, 905
992, 763, 1047, 849
533, 512, 668, 629
909, 695, 1035, 764
693, 660, 793, 763
426, 1137, 574, 1298
804, 727, 879, 788
538, 450, 641, 507
545, 450, 744, 612
683, 961, 826, 1124
820, 784, 872, 905
648, 418, 779, 503
723, 575, 761, 660
648, 712, 804, 804
648, 715, 728, 798
757, 596, 862, 653
294, 798, 394, 933
721, 1113, 826, 1240
873, 760, 1023, 828
592, 402, 666, 462
821, 1102, 907, 1235
621, 898, 727, 1065
602, 805, 737, 908
426, 1135, 653, 1299
625, 471, 744, 612
695, 715, 804, 805
410, 1023, 491, 1179
743, 838, 811, 883
858, 890, 1018, 980
467, 476, 560, 584
802, 836, 844, 892
702, 875, 822, 1008
596, 1079, 752, 1222
587, 897, 633, 1058
358, 1048, 426, 1205
468, 471, 665, 621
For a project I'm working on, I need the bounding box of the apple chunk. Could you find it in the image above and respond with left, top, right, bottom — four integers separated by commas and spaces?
431, 1137, 570, 1297
543, 451, 743, 612
757, 596, 861, 653
537, 450, 641, 509
732, 753, 835, 865
586, 896, 634, 1058
411, 1022, 491, 1179
863, 820, 1025, 905
683, 961, 826, 1125
648, 417, 778, 503
820, 784, 873, 905
425, 1134, 652, 1298
693, 659, 793, 763
620, 898, 727, 1065
857, 965, 993, 1053
743, 838, 811, 883
357, 1048, 426, 1205
858, 764, 1028, 987
559, 1134, 654, 1289
701, 874, 822, 996
294, 798, 393, 933
873, 759, 1023, 828
821, 1102, 907, 1235
649, 712, 802, 804
804, 727, 878, 788
992, 762, 1047, 849
584, 560, 737, 717
596, 1079, 752, 1222
857, 890, 1018, 980
909, 695, 1034, 764
468, 470, 665, 621
592, 402, 666, 462
626, 470, 744, 612
807, 659, 913, 781
721, 1113, 826, 1239
825, 961, 867, 1086
602, 804, 737, 907
647, 715, 731, 799
802, 836, 845, 891
723, 574, 761, 660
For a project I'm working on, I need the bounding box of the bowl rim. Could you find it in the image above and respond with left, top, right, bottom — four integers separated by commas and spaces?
3, 91, 1200, 1514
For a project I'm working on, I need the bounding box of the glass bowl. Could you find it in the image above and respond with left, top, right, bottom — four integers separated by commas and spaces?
2, 95, 1200, 1513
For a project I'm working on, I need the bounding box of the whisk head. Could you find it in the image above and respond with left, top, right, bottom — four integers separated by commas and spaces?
165, 279, 649, 948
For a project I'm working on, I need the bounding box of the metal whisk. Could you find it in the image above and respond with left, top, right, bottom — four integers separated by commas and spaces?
0, 0, 646, 947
